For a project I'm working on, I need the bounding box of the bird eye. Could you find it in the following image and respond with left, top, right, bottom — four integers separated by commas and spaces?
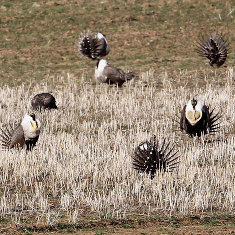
30, 113, 36, 120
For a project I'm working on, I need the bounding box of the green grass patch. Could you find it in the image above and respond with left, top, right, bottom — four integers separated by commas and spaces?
0, 0, 234, 85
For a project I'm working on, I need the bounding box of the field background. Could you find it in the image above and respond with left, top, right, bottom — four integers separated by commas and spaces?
0, 0, 235, 234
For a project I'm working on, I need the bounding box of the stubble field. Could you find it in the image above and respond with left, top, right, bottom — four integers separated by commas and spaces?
0, 70, 234, 234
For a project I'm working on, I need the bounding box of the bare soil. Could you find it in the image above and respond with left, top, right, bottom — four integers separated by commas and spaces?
0, 215, 234, 234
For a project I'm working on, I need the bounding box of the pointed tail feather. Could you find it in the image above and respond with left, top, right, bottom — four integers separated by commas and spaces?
79, 32, 109, 60
124, 72, 136, 81
132, 136, 180, 179
196, 32, 229, 67
0, 125, 15, 149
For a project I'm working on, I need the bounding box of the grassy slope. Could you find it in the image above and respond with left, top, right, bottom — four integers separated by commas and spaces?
0, 0, 234, 86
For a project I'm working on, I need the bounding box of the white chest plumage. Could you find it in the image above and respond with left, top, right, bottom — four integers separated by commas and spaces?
185, 99, 203, 125
21, 114, 41, 140
95, 59, 108, 83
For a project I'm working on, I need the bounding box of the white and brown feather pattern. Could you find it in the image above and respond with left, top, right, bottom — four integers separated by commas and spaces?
0, 114, 41, 151
79, 32, 109, 60
0, 123, 25, 150
196, 33, 229, 67
132, 136, 179, 179
95, 59, 136, 87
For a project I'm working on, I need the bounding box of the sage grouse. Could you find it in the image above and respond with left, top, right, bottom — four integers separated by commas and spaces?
31, 93, 57, 110
95, 59, 136, 86
0, 113, 41, 151
79, 32, 109, 60
180, 98, 221, 137
196, 33, 229, 67
132, 136, 179, 179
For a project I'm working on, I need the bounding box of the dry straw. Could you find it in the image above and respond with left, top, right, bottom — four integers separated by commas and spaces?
0, 68, 234, 223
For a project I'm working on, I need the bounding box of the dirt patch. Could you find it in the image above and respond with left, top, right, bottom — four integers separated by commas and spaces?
0, 215, 234, 234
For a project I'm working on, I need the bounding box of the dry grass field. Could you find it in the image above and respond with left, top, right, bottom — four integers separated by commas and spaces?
0, 70, 234, 234
0, 0, 235, 234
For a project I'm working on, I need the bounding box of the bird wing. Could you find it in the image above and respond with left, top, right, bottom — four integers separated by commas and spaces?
10, 125, 25, 149
0, 124, 25, 149
103, 65, 126, 83
180, 105, 187, 132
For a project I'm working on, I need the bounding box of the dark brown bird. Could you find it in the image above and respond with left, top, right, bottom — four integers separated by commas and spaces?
31, 93, 57, 110
79, 32, 109, 60
180, 98, 221, 137
196, 33, 229, 67
132, 136, 179, 179
95, 59, 136, 86
0, 113, 41, 151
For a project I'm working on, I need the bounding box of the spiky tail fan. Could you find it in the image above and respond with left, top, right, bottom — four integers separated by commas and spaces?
79, 33, 109, 60
196, 33, 229, 67
0, 123, 15, 149
132, 136, 179, 179
208, 107, 222, 134
79, 35, 93, 59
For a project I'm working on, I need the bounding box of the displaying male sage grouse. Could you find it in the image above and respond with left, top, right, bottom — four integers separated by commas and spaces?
132, 136, 179, 179
95, 59, 136, 86
180, 98, 221, 137
79, 32, 109, 60
0, 113, 41, 151
31, 93, 57, 110
196, 32, 229, 67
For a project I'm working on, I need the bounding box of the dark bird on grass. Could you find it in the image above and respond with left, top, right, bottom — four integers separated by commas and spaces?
196, 32, 229, 67
31, 93, 57, 110
79, 32, 110, 60
132, 136, 179, 179
180, 98, 221, 137
0, 113, 41, 151
95, 59, 136, 86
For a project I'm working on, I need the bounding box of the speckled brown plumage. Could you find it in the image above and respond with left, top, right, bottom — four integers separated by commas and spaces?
31, 93, 57, 110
